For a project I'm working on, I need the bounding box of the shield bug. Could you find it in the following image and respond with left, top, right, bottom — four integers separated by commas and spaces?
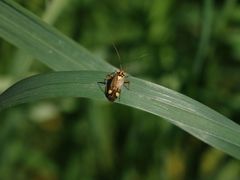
99, 44, 129, 102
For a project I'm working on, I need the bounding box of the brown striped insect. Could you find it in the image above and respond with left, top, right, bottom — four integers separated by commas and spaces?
99, 44, 129, 102
103, 69, 129, 102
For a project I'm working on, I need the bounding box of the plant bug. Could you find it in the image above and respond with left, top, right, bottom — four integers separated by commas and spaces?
99, 44, 129, 102
103, 69, 129, 102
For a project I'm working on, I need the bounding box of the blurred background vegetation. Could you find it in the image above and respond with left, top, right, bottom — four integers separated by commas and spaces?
0, 0, 240, 179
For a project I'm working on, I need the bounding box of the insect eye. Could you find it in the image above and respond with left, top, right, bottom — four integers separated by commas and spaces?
108, 90, 112, 94
116, 92, 120, 97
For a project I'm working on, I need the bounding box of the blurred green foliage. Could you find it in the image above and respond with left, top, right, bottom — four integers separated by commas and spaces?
0, 0, 240, 179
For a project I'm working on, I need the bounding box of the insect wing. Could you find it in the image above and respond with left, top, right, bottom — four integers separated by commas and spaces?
105, 73, 122, 102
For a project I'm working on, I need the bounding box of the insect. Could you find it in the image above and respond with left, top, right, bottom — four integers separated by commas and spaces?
103, 69, 129, 102
99, 44, 129, 102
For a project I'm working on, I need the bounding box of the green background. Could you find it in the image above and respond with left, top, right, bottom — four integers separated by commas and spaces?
0, 0, 240, 179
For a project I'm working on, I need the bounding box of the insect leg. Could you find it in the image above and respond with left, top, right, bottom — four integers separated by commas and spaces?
124, 80, 130, 90
106, 71, 115, 80
97, 81, 106, 93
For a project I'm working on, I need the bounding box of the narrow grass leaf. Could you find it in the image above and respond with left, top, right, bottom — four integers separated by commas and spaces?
0, 71, 239, 159
0, 0, 113, 71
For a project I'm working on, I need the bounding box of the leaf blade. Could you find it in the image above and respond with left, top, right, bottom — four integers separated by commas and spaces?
0, 0, 113, 71
0, 71, 239, 159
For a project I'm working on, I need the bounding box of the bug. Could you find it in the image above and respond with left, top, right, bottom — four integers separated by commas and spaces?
99, 44, 129, 102
103, 69, 129, 102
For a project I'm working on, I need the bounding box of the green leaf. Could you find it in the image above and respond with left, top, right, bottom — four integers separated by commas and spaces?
0, 0, 113, 71
0, 0, 240, 159
0, 71, 240, 159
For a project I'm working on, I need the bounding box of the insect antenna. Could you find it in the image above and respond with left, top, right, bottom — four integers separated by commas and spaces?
112, 43, 123, 70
